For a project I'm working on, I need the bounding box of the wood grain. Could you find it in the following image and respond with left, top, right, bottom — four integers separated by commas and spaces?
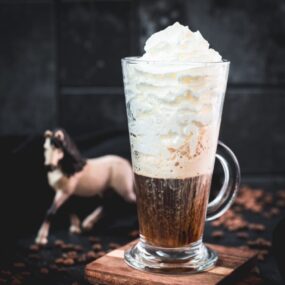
85, 240, 258, 285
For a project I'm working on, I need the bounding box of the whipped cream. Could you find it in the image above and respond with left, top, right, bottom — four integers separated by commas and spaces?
142, 22, 222, 62
123, 22, 229, 179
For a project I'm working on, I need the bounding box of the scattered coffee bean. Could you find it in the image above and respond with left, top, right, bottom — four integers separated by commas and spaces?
29, 244, 40, 252
129, 230, 139, 238
276, 200, 285, 208
1, 270, 11, 276
276, 190, 285, 199
248, 223, 266, 232
77, 255, 87, 263
89, 236, 101, 243
28, 254, 40, 260
233, 206, 242, 212
61, 244, 75, 251
92, 244, 102, 251
211, 230, 224, 239
97, 251, 106, 258
62, 258, 74, 266
108, 242, 120, 249
85, 251, 97, 260
21, 272, 31, 276
74, 245, 83, 252
257, 250, 268, 261
13, 262, 25, 268
264, 194, 273, 205
40, 268, 49, 274
54, 240, 64, 247
270, 207, 280, 215
247, 238, 271, 249
11, 278, 22, 285
77, 254, 87, 263
211, 220, 222, 227
237, 232, 249, 239
210, 209, 247, 231
55, 258, 65, 265
49, 264, 58, 271
63, 251, 77, 259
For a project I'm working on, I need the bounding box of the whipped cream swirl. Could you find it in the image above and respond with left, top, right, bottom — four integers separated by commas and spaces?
123, 22, 229, 179
142, 22, 222, 62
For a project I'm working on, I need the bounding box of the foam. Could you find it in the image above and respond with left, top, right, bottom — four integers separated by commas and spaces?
123, 22, 229, 179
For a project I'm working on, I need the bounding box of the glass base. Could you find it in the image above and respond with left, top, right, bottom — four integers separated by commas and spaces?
124, 240, 218, 274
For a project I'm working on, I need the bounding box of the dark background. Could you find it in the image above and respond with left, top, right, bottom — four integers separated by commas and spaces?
0, 1, 285, 284
1, 0, 285, 179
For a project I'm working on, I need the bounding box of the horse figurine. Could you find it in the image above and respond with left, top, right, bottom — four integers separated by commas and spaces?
35, 128, 135, 245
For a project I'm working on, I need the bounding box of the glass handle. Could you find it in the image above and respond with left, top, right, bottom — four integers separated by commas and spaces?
206, 141, 240, 221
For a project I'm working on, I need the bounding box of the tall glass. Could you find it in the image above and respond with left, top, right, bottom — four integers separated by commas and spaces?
122, 57, 240, 274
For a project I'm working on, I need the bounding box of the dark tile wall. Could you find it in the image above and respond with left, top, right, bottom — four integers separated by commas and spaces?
0, 1, 56, 135
0, 0, 285, 176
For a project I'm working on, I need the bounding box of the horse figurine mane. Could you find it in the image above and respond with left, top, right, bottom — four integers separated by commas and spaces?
36, 128, 135, 245
45, 128, 86, 177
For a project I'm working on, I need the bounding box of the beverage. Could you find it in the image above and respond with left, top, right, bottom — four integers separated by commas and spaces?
122, 22, 240, 274
135, 173, 212, 248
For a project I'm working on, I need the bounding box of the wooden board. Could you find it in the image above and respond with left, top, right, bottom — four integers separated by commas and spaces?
85, 240, 258, 285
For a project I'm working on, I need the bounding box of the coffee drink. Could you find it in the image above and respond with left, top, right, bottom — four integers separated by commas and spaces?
122, 23, 238, 273
135, 173, 212, 248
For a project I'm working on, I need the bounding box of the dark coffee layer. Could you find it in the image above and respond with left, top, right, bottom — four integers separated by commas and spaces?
135, 173, 212, 248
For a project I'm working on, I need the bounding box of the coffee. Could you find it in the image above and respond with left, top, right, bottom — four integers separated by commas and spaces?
135, 173, 212, 248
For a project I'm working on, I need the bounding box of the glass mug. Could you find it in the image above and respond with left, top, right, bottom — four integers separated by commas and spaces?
121, 57, 240, 274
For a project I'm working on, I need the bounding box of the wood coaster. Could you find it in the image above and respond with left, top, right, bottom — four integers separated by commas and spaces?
85, 240, 258, 285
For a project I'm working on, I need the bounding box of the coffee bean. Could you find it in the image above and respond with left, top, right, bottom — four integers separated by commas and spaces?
270, 207, 280, 215
77, 254, 87, 263
11, 278, 22, 285
276, 200, 285, 208
247, 238, 271, 249
86, 251, 97, 260
28, 254, 40, 260
29, 244, 40, 252
1, 270, 11, 276
61, 244, 75, 251
54, 240, 64, 247
63, 258, 74, 266
13, 262, 25, 268
248, 223, 266, 232
74, 245, 83, 252
89, 237, 101, 243
129, 230, 139, 238
276, 190, 285, 199
108, 243, 121, 249
92, 244, 102, 251
55, 258, 65, 265
40, 268, 49, 274
63, 251, 77, 259
97, 251, 106, 258
21, 272, 31, 276
237, 232, 249, 239
211, 230, 224, 239
257, 250, 268, 261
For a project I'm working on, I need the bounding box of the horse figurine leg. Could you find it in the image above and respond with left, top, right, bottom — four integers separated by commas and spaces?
35, 190, 70, 245
69, 214, 81, 234
82, 206, 104, 231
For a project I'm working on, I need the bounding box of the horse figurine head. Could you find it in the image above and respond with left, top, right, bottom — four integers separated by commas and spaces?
43, 128, 86, 177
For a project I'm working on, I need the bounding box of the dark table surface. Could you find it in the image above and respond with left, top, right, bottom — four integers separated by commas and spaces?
0, 181, 284, 285
0, 135, 284, 285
